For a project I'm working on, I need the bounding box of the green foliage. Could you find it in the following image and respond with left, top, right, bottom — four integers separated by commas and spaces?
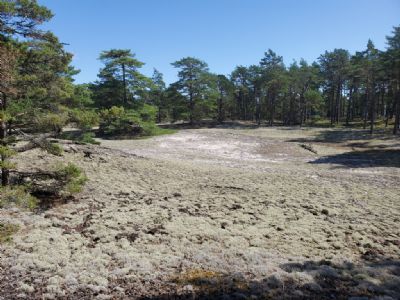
45, 142, 63, 156
0, 159, 16, 170
61, 131, 99, 145
0, 146, 16, 170
92, 49, 150, 108
172, 57, 211, 123
139, 103, 157, 122
54, 163, 88, 195
0, 0, 53, 39
0, 146, 16, 159
67, 84, 94, 108
79, 132, 99, 144
69, 109, 99, 131
0, 223, 19, 244
98, 104, 173, 137
304, 90, 324, 112
34, 111, 68, 134
0, 186, 38, 210
99, 106, 135, 135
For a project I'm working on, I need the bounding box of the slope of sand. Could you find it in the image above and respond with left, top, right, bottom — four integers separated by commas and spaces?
1, 126, 399, 299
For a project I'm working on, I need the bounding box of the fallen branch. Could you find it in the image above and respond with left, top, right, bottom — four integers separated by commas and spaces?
299, 143, 318, 154
13, 131, 61, 155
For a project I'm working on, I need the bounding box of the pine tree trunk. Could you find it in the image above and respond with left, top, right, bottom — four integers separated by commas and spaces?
189, 92, 194, 125
300, 93, 305, 126
330, 88, 335, 126
346, 86, 353, 126
1, 94, 9, 186
289, 91, 294, 125
269, 93, 275, 126
157, 106, 161, 123
122, 63, 127, 104
218, 92, 223, 124
363, 95, 368, 130
335, 82, 341, 124
370, 91, 375, 134
394, 84, 400, 135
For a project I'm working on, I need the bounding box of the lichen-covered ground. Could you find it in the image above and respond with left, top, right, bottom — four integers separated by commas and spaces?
1, 125, 399, 299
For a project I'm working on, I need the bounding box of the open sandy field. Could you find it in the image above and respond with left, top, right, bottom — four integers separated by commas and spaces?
1, 125, 399, 299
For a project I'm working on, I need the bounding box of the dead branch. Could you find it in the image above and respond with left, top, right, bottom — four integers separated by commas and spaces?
299, 143, 318, 154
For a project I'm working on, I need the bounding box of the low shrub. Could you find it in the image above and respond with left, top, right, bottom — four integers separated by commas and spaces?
0, 186, 38, 210
54, 162, 88, 195
99, 104, 175, 137
99, 106, 138, 136
61, 131, 100, 145
0, 223, 19, 244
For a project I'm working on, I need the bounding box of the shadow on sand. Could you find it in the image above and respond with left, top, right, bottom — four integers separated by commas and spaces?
131, 256, 400, 300
310, 149, 400, 168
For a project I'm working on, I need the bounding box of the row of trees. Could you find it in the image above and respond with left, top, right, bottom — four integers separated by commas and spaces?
84, 27, 400, 135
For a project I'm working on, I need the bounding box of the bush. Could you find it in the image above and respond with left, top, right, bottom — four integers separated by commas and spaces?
79, 132, 99, 144
139, 104, 157, 122
54, 162, 88, 195
98, 104, 173, 137
69, 109, 99, 131
34, 111, 69, 134
0, 146, 17, 170
44, 142, 64, 156
99, 106, 137, 135
0, 186, 38, 210
60, 131, 100, 145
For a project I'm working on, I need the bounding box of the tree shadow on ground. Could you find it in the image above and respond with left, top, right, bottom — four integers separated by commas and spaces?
310, 149, 400, 168
291, 128, 398, 144
131, 256, 400, 300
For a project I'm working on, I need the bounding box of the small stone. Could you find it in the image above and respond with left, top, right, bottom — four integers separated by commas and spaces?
304, 282, 322, 292
182, 284, 194, 292
321, 209, 329, 215
20, 283, 34, 293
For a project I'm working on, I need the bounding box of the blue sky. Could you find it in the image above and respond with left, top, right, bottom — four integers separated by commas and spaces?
39, 0, 400, 85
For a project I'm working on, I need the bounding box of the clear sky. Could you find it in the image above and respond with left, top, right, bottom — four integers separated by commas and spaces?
39, 0, 400, 85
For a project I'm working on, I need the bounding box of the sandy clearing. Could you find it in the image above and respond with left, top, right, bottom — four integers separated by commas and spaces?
1, 126, 399, 299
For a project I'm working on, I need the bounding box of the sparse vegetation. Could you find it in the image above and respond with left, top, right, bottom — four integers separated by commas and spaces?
54, 162, 88, 195
0, 223, 19, 244
0, 185, 37, 210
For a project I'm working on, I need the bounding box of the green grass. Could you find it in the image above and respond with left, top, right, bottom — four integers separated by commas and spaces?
144, 126, 177, 137
0, 223, 19, 244
108, 126, 178, 140
0, 186, 38, 210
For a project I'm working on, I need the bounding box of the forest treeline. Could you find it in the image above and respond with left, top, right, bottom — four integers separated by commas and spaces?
89, 32, 400, 135
1, 1, 400, 140
0, 1, 400, 191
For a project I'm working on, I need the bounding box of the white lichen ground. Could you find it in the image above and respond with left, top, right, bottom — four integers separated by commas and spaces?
0, 126, 399, 299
